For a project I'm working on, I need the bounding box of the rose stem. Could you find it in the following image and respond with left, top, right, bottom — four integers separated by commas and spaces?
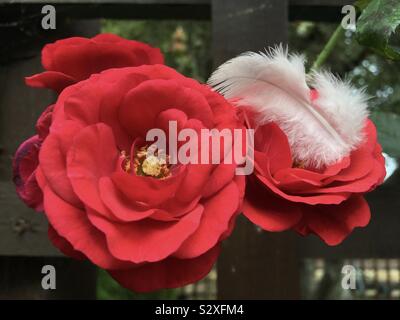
310, 24, 345, 72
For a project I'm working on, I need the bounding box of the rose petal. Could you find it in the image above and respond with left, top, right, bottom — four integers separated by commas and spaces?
174, 181, 240, 258
67, 123, 118, 215
87, 205, 203, 263
13, 135, 43, 211
119, 79, 214, 137
243, 177, 302, 232
39, 121, 82, 207
99, 176, 156, 222
256, 172, 350, 205
108, 244, 220, 293
35, 104, 54, 139
13, 135, 40, 184
274, 168, 328, 191
297, 195, 371, 246
43, 186, 128, 269
111, 165, 186, 207
299, 161, 386, 195
41, 34, 163, 81
25, 72, 76, 93
323, 148, 374, 184
202, 163, 236, 198
254, 122, 292, 174
48, 224, 86, 260
36, 165, 47, 190
175, 164, 213, 203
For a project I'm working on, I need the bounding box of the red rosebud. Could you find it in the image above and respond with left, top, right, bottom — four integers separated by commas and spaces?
12, 104, 54, 211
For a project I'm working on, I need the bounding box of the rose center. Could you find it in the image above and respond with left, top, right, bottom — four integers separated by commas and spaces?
120, 146, 171, 179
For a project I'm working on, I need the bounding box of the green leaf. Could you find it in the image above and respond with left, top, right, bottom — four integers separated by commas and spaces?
356, 0, 400, 60
355, 0, 371, 11
370, 111, 400, 157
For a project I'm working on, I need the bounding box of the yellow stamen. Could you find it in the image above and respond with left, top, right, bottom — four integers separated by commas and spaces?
130, 146, 171, 179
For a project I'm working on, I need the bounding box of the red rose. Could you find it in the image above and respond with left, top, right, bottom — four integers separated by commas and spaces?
208, 47, 387, 246
243, 118, 386, 245
13, 136, 43, 211
13, 104, 54, 211
25, 33, 164, 93
13, 34, 163, 211
35, 64, 245, 292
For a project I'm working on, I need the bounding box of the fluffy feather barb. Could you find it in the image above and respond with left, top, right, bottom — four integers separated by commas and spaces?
208, 46, 369, 169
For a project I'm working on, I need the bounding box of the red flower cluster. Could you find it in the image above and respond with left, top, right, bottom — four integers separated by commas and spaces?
13, 34, 244, 292
13, 34, 386, 292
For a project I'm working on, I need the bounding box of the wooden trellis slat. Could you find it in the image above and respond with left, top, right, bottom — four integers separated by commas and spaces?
0, 0, 352, 21
212, 0, 301, 299
0, 182, 61, 257
0, 19, 99, 299
0, 256, 97, 299
0, 0, 352, 4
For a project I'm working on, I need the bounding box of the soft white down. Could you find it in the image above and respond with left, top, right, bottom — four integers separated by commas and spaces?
208, 45, 369, 169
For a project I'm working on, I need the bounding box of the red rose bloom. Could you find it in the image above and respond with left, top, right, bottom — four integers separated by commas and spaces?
35, 65, 245, 292
243, 119, 386, 245
25, 33, 164, 93
209, 47, 387, 246
13, 34, 163, 211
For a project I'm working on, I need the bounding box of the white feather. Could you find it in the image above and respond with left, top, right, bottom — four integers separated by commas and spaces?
208, 45, 369, 169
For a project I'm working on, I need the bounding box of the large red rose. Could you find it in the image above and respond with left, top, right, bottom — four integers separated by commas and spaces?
243, 115, 386, 245
35, 65, 245, 292
208, 46, 386, 246
13, 34, 163, 211
25, 33, 164, 93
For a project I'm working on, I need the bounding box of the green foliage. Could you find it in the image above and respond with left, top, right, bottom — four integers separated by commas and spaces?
370, 111, 400, 158
101, 19, 212, 82
354, 0, 400, 156
292, 22, 400, 157
97, 269, 179, 300
356, 0, 400, 60
355, 0, 371, 10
